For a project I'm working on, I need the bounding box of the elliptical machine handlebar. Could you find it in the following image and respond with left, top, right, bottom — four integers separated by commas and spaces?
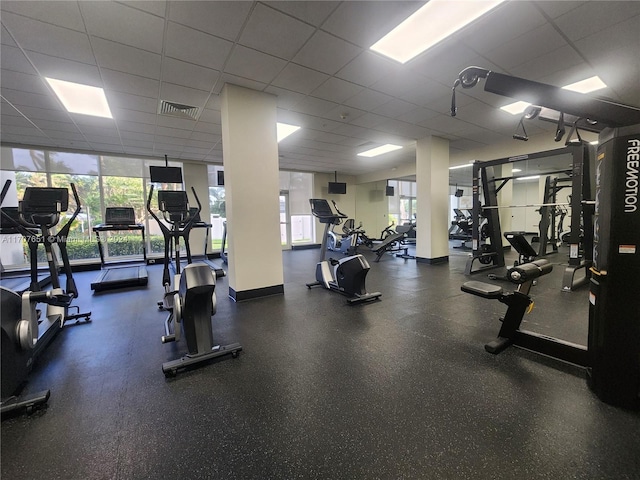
146, 185, 201, 233
0, 180, 82, 298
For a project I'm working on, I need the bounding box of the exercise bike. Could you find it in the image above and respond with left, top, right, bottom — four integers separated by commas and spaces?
306, 199, 381, 304
1, 180, 91, 415
146, 185, 241, 377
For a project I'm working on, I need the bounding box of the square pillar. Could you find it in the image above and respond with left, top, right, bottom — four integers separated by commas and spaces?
416, 136, 449, 263
221, 84, 284, 301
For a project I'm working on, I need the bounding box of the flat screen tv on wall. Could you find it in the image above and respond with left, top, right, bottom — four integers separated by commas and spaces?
328, 182, 347, 194
149, 166, 183, 184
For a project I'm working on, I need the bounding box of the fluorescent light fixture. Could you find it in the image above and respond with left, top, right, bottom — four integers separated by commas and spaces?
358, 144, 403, 157
517, 175, 541, 181
277, 122, 301, 142
449, 164, 473, 170
45, 77, 112, 118
370, 0, 505, 63
590, 140, 599, 145
500, 101, 531, 115
562, 76, 607, 94
512, 168, 522, 172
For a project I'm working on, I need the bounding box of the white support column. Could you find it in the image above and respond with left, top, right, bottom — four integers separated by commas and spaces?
221, 84, 284, 301
415, 136, 449, 263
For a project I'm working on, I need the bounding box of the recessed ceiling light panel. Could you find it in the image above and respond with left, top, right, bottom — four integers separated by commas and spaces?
45, 77, 112, 118
277, 123, 301, 142
370, 0, 505, 63
500, 101, 532, 115
562, 76, 607, 94
358, 144, 403, 157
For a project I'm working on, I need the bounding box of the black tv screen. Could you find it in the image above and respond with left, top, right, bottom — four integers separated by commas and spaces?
150, 166, 183, 184
385, 186, 394, 196
328, 182, 346, 194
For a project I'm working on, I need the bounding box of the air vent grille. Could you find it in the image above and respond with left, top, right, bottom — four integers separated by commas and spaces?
158, 100, 199, 120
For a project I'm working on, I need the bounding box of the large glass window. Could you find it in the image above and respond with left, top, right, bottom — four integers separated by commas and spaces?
207, 165, 226, 251
1, 146, 183, 269
205, 167, 314, 252
388, 179, 416, 226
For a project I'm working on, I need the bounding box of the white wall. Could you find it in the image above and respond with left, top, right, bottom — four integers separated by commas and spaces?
355, 181, 389, 238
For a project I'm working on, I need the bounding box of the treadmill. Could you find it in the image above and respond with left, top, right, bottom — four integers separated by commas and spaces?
169, 207, 225, 278
91, 207, 148, 292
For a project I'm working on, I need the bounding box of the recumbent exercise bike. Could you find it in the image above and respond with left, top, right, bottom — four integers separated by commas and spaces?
306, 199, 381, 304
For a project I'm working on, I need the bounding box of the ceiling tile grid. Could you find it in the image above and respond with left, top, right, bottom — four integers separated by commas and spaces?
0, 1, 638, 176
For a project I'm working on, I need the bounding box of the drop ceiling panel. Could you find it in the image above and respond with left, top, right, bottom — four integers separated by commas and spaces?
1, 1, 85, 32
92, 38, 161, 79
118, 121, 156, 135
213, 74, 266, 95
509, 44, 585, 81
335, 51, 400, 87
344, 89, 393, 111
106, 91, 157, 114
534, 1, 586, 19
1, 1, 638, 177
272, 63, 329, 95
266, 86, 306, 109
322, 1, 423, 48
26, 52, 102, 86
1, 70, 49, 95
458, 2, 547, 55
82, 2, 165, 53
291, 96, 338, 116
483, 23, 568, 70
239, 3, 315, 59
1, 88, 60, 110
310, 77, 363, 105
165, 22, 233, 71
102, 69, 159, 97
1, 24, 16, 47
159, 82, 210, 108
372, 98, 416, 119
292, 30, 361, 75
2, 12, 94, 64
553, 1, 640, 42
168, 1, 250, 41
224, 45, 288, 84
349, 112, 391, 129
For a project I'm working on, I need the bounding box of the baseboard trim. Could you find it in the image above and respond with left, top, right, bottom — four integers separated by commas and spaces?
229, 284, 284, 302
416, 256, 449, 265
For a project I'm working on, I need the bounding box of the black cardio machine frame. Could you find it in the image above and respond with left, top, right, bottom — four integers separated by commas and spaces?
91, 206, 149, 292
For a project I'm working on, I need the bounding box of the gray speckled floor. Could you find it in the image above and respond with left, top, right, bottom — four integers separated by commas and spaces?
2, 246, 639, 480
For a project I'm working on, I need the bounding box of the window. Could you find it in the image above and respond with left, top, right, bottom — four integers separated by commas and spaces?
388, 179, 416, 226
1, 146, 183, 269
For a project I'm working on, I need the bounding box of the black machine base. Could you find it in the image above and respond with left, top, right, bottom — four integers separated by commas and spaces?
162, 342, 242, 377
1, 389, 50, 417
91, 265, 148, 292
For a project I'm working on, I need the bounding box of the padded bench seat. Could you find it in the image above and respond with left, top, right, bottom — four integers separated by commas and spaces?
461, 281, 503, 299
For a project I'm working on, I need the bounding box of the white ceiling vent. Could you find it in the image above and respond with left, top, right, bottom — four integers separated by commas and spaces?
158, 100, 199, 120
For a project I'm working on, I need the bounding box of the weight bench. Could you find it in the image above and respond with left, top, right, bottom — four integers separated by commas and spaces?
461, 259, 588, 365
371, 232, 414, 262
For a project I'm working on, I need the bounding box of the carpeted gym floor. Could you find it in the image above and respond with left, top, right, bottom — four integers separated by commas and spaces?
1, 245, 639, 480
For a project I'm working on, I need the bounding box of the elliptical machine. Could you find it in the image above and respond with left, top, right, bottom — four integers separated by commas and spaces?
146, 185, 241, 377
306, 199, 381, 304
1, 180, 91, 415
